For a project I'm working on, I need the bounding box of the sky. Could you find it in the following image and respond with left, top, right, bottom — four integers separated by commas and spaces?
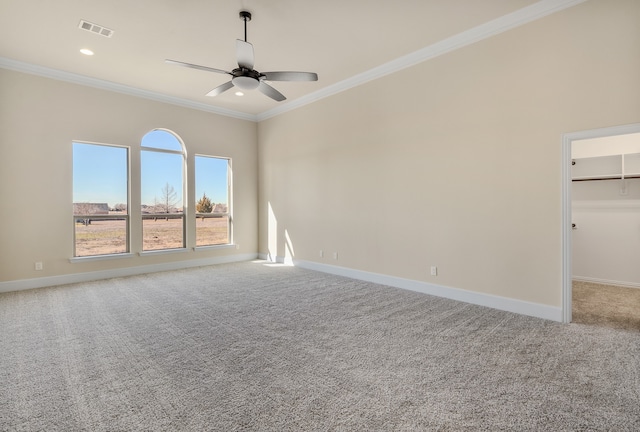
73, 142, 127, 207
73, 130, 229, 210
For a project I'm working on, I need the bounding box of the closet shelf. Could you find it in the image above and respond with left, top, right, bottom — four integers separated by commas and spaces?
572, 153, 640, 181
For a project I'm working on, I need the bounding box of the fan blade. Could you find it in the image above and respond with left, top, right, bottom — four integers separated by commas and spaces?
206, 81, 235, 97
258, 82, 286, 102
262, 71, 318, 82
165, 59, 231, 75
236, 39, 254, 70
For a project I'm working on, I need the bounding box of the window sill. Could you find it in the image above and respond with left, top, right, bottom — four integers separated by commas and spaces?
69, 245, 237, 262
194, 243, 237, 252
70, 253, 135, 263
139, 248, 190, 257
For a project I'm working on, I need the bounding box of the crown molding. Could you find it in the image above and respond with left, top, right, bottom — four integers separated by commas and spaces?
1, 0, 586, 124
0, 57, 258, 122
256, 0, 588, 121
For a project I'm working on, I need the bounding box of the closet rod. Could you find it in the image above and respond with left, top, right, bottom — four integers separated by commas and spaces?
572, 175, 640, 182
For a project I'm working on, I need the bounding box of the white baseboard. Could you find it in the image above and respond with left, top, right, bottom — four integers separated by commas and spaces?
291, 259, 562, 322
572, 276, 640, 289
258, 253, 294, 265
4, 252, 563, 322
0, 253, 258, 293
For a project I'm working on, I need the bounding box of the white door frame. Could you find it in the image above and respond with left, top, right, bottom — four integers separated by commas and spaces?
561, 123, 640, 323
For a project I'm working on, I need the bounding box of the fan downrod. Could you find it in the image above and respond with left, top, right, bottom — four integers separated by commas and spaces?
239, 11, 251, 42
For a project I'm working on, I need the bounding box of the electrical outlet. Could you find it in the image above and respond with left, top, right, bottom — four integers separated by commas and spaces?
333, 252, 338, 260
35, 262, 43, 271
319, 250, 324, 258
430, 266, 437, 276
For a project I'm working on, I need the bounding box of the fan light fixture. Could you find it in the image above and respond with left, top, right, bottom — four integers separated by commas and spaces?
232, 75, 259, 90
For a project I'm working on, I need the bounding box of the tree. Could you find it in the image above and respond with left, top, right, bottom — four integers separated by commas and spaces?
74, 203, 96, 215
73, 203, 108, 225
157, 182, 179, 213
196, 192, 213, 213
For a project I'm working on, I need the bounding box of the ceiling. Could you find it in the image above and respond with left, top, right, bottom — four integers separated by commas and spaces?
1, 0, 558, 120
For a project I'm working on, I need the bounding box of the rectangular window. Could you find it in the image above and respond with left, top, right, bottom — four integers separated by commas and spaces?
195, 155, 231, 246
73, 142, 129, 257
141, 149, 185, 251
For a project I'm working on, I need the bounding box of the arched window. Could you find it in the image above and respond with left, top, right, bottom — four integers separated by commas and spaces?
141, 129, 186, 251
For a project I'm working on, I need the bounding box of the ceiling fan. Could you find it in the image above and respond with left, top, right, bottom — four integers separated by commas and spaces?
165, 11, 318, 102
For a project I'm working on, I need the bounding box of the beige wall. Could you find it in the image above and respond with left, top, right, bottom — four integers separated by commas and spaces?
1, 0, 638, 309
258, 0, 640, 307
0, 69, 257, 284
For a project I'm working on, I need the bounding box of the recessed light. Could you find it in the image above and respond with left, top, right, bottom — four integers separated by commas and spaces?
80, 48, 94, 56
235, 91, 244, 96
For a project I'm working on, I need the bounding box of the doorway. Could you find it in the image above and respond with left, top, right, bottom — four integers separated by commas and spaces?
562, 123, 640, 324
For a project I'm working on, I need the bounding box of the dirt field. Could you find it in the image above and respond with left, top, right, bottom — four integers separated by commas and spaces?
74, 219, 127, 256
74, 218, 229, 257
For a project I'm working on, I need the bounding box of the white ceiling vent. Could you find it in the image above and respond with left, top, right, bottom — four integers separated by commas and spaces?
78, 20, 114, 38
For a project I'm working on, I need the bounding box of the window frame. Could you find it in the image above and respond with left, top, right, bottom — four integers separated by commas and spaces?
71, 130, 236, 260
194, 154, 233, 248
72, 141, 130, 258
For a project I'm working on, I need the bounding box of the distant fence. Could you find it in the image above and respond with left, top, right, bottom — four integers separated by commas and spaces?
75, 214, 127, 225
74, 213, 228, 224
142, 213, 184, 221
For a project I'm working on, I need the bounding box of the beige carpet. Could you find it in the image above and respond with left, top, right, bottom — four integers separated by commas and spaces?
573, 280, 640, 331
1, 262, 639, 431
